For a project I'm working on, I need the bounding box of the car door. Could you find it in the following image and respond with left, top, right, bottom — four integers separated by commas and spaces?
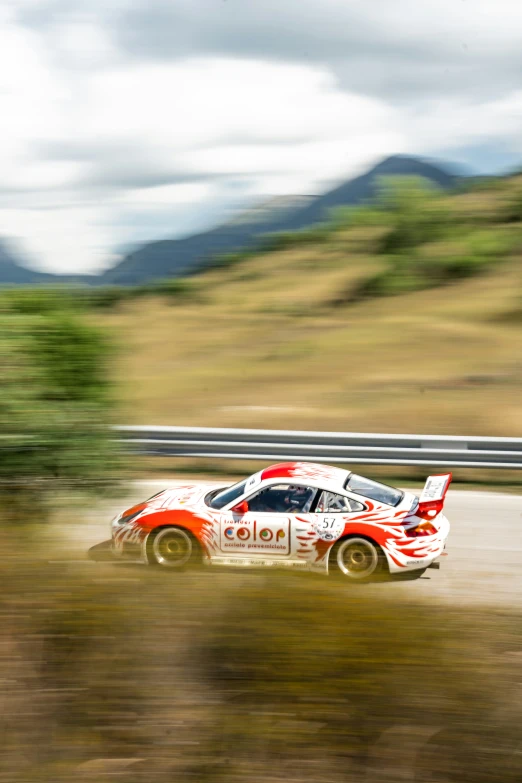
218, 482, 317, 565
312, 489, 366, 542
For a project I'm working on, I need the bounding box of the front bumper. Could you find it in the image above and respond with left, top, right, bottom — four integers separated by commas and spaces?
88, 539, 116, 561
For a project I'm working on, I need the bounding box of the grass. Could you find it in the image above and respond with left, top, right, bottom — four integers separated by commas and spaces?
92, 242, 522, 438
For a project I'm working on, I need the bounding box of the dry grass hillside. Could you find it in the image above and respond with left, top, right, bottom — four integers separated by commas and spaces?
93, 176, 522, 437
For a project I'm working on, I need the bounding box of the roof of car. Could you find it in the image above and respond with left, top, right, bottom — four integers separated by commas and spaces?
261, 462, 350, 489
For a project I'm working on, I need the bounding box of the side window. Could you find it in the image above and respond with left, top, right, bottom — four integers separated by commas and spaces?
316, 491, 365, 513
247, 484, 316, 513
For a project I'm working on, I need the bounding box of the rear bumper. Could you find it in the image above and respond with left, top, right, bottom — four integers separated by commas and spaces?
385, 513, 450, 574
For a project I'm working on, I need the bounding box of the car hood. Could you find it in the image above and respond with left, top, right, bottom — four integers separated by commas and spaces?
144, 483, 223, 511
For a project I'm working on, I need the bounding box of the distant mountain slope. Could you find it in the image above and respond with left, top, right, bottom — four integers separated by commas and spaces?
100, 155, 458, 286
100, 194, 314, 285
0, 240, 55, 285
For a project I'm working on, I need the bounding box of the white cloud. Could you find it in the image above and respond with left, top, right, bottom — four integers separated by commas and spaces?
0, 17, 66, 181
0, 204, 114, 274
122, 182, 212, 208
405, 91, 522, 155
0, 45, 407, 272
46, 19, 118, 69
2, 1, 522, 274
80, 58, 403, 178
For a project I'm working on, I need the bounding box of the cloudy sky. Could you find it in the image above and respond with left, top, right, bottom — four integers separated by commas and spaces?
2, 0, 522, 274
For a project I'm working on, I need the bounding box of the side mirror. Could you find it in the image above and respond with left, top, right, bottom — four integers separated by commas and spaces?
232, 500, 249, 514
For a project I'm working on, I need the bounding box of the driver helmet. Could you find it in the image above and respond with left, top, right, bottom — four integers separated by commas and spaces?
288, 485, 308, 496
286, 485, 311, 506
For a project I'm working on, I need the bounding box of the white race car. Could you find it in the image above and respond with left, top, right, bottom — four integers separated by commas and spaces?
99, 462, 451, 581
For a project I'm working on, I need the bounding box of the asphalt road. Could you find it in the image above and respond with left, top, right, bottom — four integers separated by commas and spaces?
416, 489, 522, 607
75, 482, 521, 607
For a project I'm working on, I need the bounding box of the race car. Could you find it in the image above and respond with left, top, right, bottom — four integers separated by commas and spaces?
97, 462, 451, 581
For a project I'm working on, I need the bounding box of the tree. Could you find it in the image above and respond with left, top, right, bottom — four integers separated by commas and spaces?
376, 175, 449, 253
0, 292, 123, 522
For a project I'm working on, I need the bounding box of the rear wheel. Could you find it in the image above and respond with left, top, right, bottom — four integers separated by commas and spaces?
331, 537, 385, 581
146, 527, 199, 568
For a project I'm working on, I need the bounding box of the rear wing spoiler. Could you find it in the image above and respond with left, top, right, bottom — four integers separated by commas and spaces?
417, 473, 452, 518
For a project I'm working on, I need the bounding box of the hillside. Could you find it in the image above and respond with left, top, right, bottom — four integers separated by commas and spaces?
91, 173, 522, 439
99, 155, 458, 285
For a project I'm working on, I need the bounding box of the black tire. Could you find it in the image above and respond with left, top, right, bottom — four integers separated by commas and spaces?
330, 536, 387, 582
145, 526, 201, 569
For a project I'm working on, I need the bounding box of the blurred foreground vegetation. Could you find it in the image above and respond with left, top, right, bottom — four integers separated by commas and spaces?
1, 549, 521, 783
0, 293, 124, 521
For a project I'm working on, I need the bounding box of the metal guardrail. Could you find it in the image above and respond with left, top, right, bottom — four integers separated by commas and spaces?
116, 426, 522, 469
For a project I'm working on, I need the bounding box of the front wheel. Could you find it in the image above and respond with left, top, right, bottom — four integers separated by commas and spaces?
146, 527, 200, 568
331, 537, 386, 581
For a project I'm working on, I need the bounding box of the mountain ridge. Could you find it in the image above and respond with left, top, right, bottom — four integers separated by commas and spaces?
99, 154, 459, 285
0, 155, 460, 286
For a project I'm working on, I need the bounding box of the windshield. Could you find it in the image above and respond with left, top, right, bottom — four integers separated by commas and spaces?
208, 480, 247, 510
346, 474, 403, 507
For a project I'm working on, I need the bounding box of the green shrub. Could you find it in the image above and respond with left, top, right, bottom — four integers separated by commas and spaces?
133, 277, 197, 299
329, 204, 388, 230
258, 232, 297, 251
2, 285, 77, 314
501, 186, 522, 223
0, 296, 123, 521
206, 249, 257, 269
376, 176, 451, 254
351, 257, 426, 300
348, 225, 518, 303
260, 225, 332, 252
80, 278, 199, 307
468, 175, 507, 192
86, 285, 132, 308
